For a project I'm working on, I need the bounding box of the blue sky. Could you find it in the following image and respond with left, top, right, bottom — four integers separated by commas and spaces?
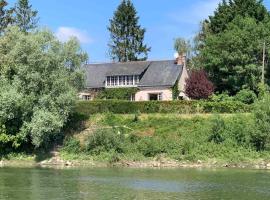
8, 0, 270, 62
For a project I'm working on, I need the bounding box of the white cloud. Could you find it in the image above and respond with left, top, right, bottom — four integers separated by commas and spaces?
168, 0, 220, 24
55, 27, 93, 44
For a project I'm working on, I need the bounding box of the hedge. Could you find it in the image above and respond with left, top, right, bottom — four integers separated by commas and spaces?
75, 100, 251, 115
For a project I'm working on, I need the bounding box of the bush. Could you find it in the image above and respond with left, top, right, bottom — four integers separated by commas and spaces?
63, 137, 81, 154
251, 94, 270, 151
185, 70, 214, 100
86, 129, 125, 155
234, 89, 257, 104
76, 100, 250, 115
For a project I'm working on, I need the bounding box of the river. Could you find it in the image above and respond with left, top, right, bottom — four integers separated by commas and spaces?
0, 167, 270, 199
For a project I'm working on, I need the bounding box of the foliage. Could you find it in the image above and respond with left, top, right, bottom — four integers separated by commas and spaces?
202, 16, 270, 94
207, 0, 270, 34
62, 112, 264, 163
0, 27, 88, 149
86, 129, 125, 155
210, 92, 234, 102
251, 94, 270, 151
172, 79, 179, 100
196, 0, 270, 94
62, 137, 81, 154
108, 0, 150, 62
76, 100, 250, 115
234, 89, 257, 104
96, 88, 138, 100
174, 37, 191, 56
14, 0, 39, 32
185, 70, 214, 100
0, 0, 14, 35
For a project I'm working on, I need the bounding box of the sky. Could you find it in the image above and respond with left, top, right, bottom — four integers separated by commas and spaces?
8, 0, 270, 63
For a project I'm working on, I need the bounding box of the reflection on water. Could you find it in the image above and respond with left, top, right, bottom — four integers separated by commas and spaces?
0, 167, 270, 200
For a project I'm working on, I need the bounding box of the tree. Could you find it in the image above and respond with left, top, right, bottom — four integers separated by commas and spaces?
202, 16, 270, 94
0, 0, 14, 35
108, 0, 150, 62
13, 0, 39, 32
207, 0, 270, 34
0, 27, 88, 150
185, 70, 214, 100
174, 37, 191, 55
196, 0, 270, 94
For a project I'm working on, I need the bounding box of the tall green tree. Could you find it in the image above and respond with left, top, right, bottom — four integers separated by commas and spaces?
13, 0, 39, 32
197, 0, 270, 94
0, 0, 14, 35
108, 0, 150, 62
0, 27, 88, 150
202, 17, 270, 93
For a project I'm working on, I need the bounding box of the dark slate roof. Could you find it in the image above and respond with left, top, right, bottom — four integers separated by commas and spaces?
84, 60, 182, 88
106, 61, 151, 76
138, 60, 182, 87
84, 64, 110, 88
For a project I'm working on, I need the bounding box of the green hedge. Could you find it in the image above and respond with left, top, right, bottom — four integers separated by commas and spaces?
75, 100, 251, 115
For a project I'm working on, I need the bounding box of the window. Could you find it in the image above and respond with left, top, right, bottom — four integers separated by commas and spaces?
83, 95, 92, 101
106, 75, 139, 87
149, 93, 163, 101
106, 76, 111, 86
130, 94, 135, 101
119, 76, 124, 86
158, 93, 163, 101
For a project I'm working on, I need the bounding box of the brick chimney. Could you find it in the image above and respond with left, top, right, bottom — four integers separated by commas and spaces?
175, 53, 186, 66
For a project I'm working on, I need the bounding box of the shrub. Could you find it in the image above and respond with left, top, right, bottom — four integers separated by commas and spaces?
234, 89, 257, 104
63, 137, 81, 154
185, 70, 214, 100
76, 100, 250, 115
251, 94, 270, 151
208, 116, 225, 144
86, 129, 124, 154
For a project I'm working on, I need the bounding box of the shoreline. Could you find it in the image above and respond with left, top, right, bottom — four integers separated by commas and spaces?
1, 157, 270, 170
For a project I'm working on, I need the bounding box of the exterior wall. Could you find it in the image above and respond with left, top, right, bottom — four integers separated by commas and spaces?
78, 88, 103, 100
135, 88, 173, 101
178, 65, 189, 99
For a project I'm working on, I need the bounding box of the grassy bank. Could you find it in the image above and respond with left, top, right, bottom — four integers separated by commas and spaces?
60, 112, 270, 168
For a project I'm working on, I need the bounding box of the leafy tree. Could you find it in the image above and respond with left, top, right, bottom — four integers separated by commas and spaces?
13, 0, 39, 32
185, 70, 214, 100
108, 0, 150, 62
0, 27, 88, 150
207, 0, 270, 34
195, 0, 270, 94
174, 37, 191, 56
202, 16, 270, 93
0, 0, 14, 35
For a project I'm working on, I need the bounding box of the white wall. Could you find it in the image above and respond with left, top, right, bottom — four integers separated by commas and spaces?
135, 88, 173, 101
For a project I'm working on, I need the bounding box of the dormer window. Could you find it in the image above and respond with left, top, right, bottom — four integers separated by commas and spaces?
106, 75, 140, 87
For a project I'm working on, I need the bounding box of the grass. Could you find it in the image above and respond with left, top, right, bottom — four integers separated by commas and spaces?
60, 112, 270, 166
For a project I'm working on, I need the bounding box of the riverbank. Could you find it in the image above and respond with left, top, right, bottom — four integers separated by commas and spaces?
2, 112, 270, 170
2, 155, 270, 170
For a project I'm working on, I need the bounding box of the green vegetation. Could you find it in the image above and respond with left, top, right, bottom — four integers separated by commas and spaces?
196, 0, 270, 94
61, 93, 270, 165
75, 100, 250, 115
0, 27, 87, 154
108, 0, 150, 62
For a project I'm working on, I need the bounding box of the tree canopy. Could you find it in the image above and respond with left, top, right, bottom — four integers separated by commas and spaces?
0, 27, 88, 150
14, 0, 39, 32
108, 0, 150, 62
0, 0, 14, 35
197, 0, 270, 94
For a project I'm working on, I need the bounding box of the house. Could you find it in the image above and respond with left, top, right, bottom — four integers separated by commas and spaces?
79, 55, 189, 101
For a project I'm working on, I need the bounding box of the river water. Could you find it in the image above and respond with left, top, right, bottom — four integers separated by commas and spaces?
0, 167, 270, 200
